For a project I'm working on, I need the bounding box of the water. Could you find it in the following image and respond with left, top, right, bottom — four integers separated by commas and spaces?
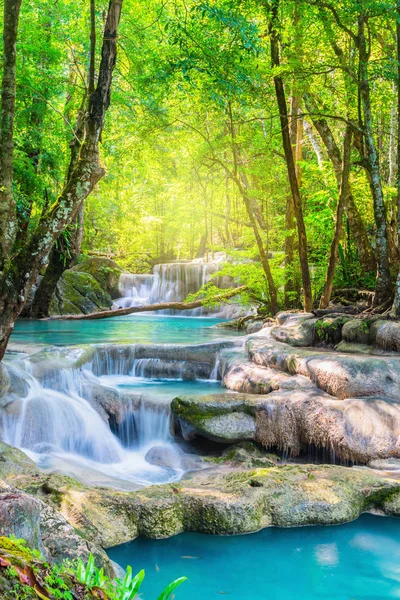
11, 315, 242, 346
1, 347, 226, 489
108, 514, 400, 599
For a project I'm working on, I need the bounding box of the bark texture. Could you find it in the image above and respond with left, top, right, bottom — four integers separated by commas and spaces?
0, 0, 22, 268
358, 14, 391, 305
0, 0, 123, 359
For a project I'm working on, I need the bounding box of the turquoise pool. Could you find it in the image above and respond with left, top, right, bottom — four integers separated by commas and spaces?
108, 514, 400, 599
11, 315, 242, 346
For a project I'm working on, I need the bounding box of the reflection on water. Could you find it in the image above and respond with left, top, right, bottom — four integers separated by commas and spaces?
108, 514, 400, 600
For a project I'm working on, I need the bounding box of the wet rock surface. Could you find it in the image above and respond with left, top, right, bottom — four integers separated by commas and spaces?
1, 442, 400, 544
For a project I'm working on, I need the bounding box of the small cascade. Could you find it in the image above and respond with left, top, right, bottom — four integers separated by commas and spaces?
0, 355, 184, 488
115, 258, 241, 317
117, 273, 154, 309
118, 397, 172, 449
2, 368, 123, 464
210, 355, 221, 380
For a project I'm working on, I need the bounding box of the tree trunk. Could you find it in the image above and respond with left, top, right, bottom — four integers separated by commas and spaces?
391, 1, 400, 317
0, 0, 123, 359
269, 0, 312, 312
304, 93, 376, 271
29, 203, 84, 318
358, 13, 391, 305
240, 186, 278, 314
0, 0, 22, 269
47, 286, 249, 321
319, 126, 352, 309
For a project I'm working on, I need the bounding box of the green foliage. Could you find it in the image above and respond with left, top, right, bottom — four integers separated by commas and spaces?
4, 0, 396, 308
74, 553, 187, 600
0, 540, 186, 600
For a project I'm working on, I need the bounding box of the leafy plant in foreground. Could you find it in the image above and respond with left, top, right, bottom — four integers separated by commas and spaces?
75, 553, 187, 600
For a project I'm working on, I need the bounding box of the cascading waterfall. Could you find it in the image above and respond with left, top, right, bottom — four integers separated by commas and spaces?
116, 258, 240, 317
0, 354, 189, 489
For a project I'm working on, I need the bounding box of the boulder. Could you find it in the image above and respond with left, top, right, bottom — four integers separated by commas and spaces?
270, 317, 317, 347
371, 320, 400, 352
2, 438, 400, 540
50, 270, 112, 316
341, 319, 371, 345
71, 257, 123, 299
6, 456, 400, 539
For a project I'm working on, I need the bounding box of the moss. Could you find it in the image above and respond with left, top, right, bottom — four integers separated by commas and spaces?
72, 257, 123, 298
315, 316, 351, 345
50, 270, 112, 316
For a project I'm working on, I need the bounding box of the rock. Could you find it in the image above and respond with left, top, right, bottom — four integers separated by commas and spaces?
2, 438, 400, 540
0, 483, 111, 572
334, 341, 376, 354
247, 337, 400, 400
145, 445, 183, 469
0, 492, 43, 553
368, 458, 400, 471
246, 321, 264, 334
270, 317, 317, 347
314, 316, 351, 345
371, 320, 400, 352
172, 394, 258, 444
219, 442, 278, 468
144, 445, 200, 471
71, 257, 123, 299
49, 270, 112, 316
171, 391, 400, 463
9, 459, 400, 539
275, 312, 315, 325
341, 319, 370, 345
0, 364, 10, 400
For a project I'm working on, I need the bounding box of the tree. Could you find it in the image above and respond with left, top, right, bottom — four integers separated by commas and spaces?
0, 0, 123, 358
269, 0, 313, 311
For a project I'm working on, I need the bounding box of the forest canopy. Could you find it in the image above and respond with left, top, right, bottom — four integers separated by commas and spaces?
1, 0, 400, 351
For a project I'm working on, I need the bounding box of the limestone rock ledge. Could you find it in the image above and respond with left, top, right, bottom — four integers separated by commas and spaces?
1, 442, 400, 547
171, 392, 400, 463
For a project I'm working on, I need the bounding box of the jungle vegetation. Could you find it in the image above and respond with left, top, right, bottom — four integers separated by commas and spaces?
1, 0, 400, 352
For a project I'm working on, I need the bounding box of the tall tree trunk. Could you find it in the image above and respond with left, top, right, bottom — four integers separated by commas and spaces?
304, 93, 376, 272
0, 0, 123, 359
0, 0, 22, 268
358, 13, 391, 305
391, 1, 400, 317
269, 0, 312, 311
319, 126, 352, 308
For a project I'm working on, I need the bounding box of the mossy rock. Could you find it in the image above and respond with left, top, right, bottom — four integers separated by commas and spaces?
72, 257, 123, 299
314, 315, 352, 346
50, 270, 112, 316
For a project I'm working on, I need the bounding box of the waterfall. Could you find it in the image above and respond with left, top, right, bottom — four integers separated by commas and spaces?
2, 366, 123, 464
115, 259, 239, 317
1, 357, 184, 488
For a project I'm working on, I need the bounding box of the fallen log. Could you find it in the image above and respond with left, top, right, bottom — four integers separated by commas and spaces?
45, 286, 249, 321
